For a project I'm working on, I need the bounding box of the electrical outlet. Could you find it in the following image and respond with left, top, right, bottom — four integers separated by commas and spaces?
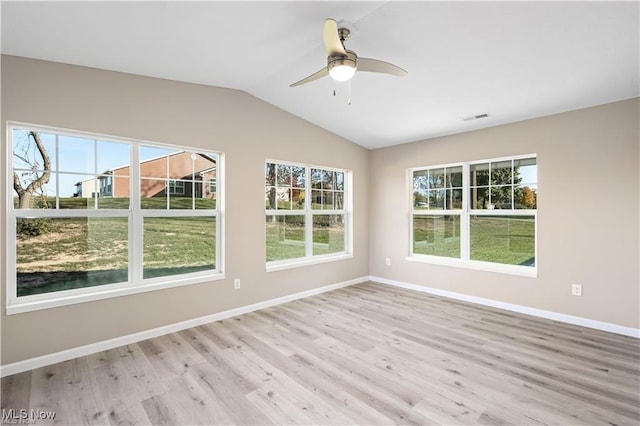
234, 279, 241, 290
385, 258, 391, 266
571, 284, 582, 296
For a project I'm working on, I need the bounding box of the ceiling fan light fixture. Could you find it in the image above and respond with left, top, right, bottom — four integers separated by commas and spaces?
328, 51, 357, 82
329, 63, 356, 81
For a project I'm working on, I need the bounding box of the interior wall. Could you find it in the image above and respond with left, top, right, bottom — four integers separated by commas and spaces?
369, 98, 640, 329
0, 55, 370, 365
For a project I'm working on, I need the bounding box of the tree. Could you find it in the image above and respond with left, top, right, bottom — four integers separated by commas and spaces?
518, 186, 537, 209
13, 131, 52, 209
265, 162, 277, 209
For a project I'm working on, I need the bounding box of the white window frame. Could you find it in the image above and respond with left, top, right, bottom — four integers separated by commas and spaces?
6, 122, 225, 314
265, 159, 353, 272
408, 154, 537, 277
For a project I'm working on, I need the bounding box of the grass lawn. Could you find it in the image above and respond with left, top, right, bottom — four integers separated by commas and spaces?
413, 215, 535, 266
16, 215, 216, 297
266, 215, 345, 261
14, 196, 215, 210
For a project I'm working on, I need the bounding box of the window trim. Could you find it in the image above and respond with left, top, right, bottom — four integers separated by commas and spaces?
265, 159, 353, 271
6, 122, 225, 314
408, 154, 537, 277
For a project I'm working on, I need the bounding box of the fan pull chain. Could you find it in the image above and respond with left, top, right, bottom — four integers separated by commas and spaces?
347, 80, 352, 106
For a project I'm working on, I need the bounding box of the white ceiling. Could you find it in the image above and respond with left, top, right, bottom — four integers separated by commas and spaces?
2, 1, 638, 149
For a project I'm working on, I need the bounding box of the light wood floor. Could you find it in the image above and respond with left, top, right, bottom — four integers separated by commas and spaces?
2, 282, 639, 425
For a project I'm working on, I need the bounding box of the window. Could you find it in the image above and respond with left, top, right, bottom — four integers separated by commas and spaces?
410, 154, 537, 276
7, 123, 223, 314
167, 179, 185, 195
265, 160, 351, 270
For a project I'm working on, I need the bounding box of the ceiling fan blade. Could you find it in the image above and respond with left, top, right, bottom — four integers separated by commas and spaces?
290, 67, 329, 87
358, 58, 408, 77
323, 18, 346, 56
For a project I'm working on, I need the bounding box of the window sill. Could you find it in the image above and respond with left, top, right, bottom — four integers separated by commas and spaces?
266, 253, 353, 272
6, 272, 225, 315
406, 255, 537, 278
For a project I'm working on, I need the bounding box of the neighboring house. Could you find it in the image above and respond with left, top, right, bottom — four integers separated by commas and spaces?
74, 178, 98, 198
74, 151, 216, 199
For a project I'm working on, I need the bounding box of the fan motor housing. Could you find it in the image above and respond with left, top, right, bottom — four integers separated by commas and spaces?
327, 50, 358, 72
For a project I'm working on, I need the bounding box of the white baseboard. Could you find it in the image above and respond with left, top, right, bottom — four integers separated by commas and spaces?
369, 276, 640, 338
0, 276, 367, 378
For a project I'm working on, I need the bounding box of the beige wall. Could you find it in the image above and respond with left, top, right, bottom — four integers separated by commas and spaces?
369, 98, 639, 329
1, 55, 370, 365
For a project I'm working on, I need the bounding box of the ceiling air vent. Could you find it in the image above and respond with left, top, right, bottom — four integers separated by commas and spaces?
461, 112, 491, 122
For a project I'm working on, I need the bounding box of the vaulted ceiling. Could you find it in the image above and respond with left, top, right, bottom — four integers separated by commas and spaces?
2, 1, 638, 149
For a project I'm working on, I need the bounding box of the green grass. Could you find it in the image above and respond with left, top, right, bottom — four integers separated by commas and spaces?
470, 216, 535, 266
413, 215, 535, 266
413, 216, 461, 258
13, 196, 216, 210
265, 215, 345, 262
16, 216, 216, 297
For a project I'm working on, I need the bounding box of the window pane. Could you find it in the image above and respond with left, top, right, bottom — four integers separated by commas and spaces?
139, 146, 174, 178
334, 172, 344, 190
429, 168, 445, 189
143, 217, 216, 279
141, 178, 168, 209
195, 179, 217, 210
413, 215, 461, 258
58, 136, 94, 174
491, 186, 513, 209
276, 188, 292, 210
13, 173, 56, 209
413, 170, 429, 208
266, 215, 305, 261
491, 160, 513, 186
169, 151, 195, 181
470, 187, 489, 210
292, 166, 305, 188
265, 163, 277, 186
322, 191, 335, 210
470, 163, 490, 187
515, 186, 537, 209
313, 215, 345, 255
277, 164, 291, 186
334, 192, 344, 210
446, 166, 463, 188
445, 189, 463, 209
16, 217, 128, 297
470, 215, 535, 266
311, 168, 332, 189
169, 180, 193, 210
265, 186, 276, 209
97, 140, 129, 175
312, 190, 334, 210
514, 158, 537, 186
98, 176, 130, 209
12, 130, 57, 172
428, 189, 445, 210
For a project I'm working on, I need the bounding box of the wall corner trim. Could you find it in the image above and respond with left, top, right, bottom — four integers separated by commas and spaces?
0, 276, 368, 378
369, 276, 640, 339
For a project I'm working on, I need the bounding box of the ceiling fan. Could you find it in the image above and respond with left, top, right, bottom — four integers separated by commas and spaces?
290, 18, 408, 87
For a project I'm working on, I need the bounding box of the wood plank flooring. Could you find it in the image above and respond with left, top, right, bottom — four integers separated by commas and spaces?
2, 282, 639, 425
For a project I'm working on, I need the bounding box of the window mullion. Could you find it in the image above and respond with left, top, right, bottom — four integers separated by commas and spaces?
130, 144, 142, 284
305, 166, 313, 258
461, 162, 470, 261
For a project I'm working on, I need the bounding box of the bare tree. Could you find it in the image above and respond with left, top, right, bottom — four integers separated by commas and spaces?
13, 131, 51, 209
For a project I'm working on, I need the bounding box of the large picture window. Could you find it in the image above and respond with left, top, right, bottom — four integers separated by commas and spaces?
7, 123, 223, 313
265, 160, 351, 270
410, 154, 537, 275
